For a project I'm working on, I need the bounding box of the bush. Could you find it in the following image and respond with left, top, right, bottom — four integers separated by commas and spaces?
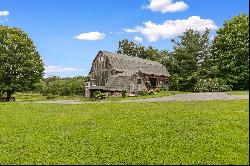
92, 91, 107, 100
122, 90, 127, 98
46, 94, 57, 99
138, 90, 148, 96
34, 76, 87, 96
194, 78, 232, 92
160, 87, 166, 91
169, 75, 181, 91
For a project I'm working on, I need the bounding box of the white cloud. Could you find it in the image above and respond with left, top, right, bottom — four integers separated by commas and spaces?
145, 0, 188, 13
75, 31, 106, 41
134, 36, 143, 42
45, 65, 83, 73
124, 16, 218, 42
0, 11, 9, 17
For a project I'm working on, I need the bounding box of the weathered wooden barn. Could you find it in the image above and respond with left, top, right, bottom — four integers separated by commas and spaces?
85, 51, 171, 97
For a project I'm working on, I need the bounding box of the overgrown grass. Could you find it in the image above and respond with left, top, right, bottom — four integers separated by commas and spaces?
226, 90, 249, 96
12, 92, 86, 102
0, 100, 248, 165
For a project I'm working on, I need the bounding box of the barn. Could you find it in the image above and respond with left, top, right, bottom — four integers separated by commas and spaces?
85, 51, 171, 97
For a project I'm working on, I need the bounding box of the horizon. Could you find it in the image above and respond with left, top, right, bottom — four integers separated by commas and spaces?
0, 0, 249, 77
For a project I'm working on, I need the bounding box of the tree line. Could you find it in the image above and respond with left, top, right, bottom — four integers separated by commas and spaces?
32, 76, 88, 96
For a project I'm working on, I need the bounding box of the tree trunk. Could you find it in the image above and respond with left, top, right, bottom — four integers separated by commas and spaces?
6, 91, 12, 101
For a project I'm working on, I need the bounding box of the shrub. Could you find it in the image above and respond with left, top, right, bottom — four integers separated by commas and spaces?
194, 78, 232, 92
169, 75, 181, 91
46, 94, 56, 99
92, 91, 107, 100
34, 76, 86, 96
138, 90, 148, 96
160, 87, 166, 91
122, 90, 127, 98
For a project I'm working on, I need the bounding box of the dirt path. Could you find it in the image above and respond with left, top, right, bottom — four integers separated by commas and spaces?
18, 92, 249, 105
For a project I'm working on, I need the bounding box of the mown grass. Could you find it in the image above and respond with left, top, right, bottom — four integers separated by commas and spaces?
226, 90, 249, 96
0, 100, 249, 165
105, 91, 189, 101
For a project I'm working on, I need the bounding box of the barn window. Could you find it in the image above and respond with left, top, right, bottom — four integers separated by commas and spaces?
137, 79, 141, 84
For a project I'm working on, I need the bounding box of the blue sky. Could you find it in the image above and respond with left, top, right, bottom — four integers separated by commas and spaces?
0, 0, 249, 77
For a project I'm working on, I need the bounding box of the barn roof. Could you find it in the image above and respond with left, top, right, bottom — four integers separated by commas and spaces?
101, 51, 171, 77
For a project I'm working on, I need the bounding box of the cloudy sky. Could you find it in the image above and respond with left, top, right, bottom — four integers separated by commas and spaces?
0, 0, 249, 77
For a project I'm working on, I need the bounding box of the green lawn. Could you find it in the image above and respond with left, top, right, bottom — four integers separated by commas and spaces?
0, 100, 249, 165
105, 91, 189, 101
226, 90, 249, 96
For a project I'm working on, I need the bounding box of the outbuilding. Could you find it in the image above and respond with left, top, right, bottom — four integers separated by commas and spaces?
85, 51, 171, 97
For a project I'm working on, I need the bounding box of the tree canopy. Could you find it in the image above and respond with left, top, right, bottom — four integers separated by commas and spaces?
117, 39, 170, 63
169, 29, 212, 91
0, 26, 44, 99
211, 14, 249, 90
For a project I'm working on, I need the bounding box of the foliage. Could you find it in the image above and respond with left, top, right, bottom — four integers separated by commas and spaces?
160, 87, 166, 91
46, 94, 57, 99
138, 90, 148, 96
211, 14, 249, 90
117, 39, 170, 63
0, 26, 44, 99
122, 90, 127, 98
92, 91, 107, 100
170, 29, 212, 91
0, 100, 248, 164
33, 76, 87, 96
194, 78, 232, 92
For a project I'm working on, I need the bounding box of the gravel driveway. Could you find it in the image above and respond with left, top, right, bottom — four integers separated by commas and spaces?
18, 92, 249, 104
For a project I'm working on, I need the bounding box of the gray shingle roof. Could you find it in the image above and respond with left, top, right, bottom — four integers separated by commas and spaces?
102, 51, 171, 77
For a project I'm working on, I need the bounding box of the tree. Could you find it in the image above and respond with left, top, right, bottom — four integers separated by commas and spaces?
211, 14, 249, 90
0, 26, 44, 100
170, 29, 212, 91
117, 39, 170, 64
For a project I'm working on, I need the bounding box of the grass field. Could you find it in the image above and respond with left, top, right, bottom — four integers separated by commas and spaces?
226, 91, 249, 96
105, 91, 189, 101
0, 100, 249, 165
12, 92, 85, 102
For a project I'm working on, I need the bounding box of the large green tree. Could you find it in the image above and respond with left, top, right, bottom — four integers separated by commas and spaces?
0, 26, 44, 100
211, 14, 249, 90
170, 29, 212, 91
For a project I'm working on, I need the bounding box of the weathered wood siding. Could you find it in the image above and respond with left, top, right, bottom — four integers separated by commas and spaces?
90, 53, 115, 86
88, 51, 170, 94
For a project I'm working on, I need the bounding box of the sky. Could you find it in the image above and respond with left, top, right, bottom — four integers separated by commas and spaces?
0, 0, 249, 77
